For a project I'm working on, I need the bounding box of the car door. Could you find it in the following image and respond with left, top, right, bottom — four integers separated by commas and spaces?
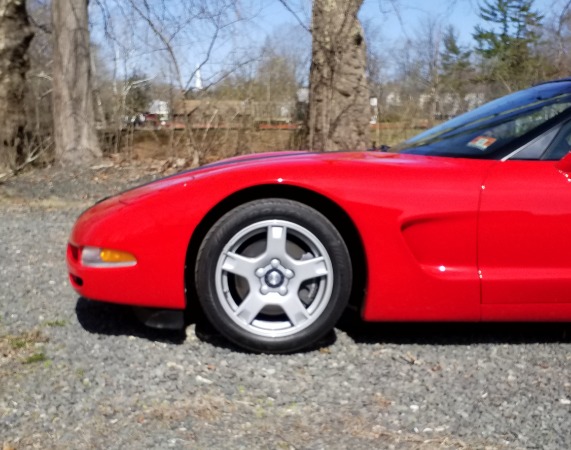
479, 126, 571, 311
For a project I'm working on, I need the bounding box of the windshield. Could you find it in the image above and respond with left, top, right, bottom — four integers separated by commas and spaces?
394, 81, 571, 159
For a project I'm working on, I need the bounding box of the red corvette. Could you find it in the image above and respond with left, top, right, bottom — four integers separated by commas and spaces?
68, 80, 571, 353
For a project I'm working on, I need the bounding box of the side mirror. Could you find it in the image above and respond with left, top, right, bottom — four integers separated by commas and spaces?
557, 151, 571, 172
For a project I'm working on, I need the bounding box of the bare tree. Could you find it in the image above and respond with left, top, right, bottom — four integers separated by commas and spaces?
308, 0, 370, 151
542, 0, 571, 77
0, 0, 33, 172
27, 0, 53, 134
52, 0, 101, 165
395, 18, 444, 120
90, 0, 257, 166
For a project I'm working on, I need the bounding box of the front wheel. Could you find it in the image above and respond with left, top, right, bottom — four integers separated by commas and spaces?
195, 199, 352, 353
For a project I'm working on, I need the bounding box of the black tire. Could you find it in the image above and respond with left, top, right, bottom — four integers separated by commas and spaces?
195, 198, 352, 353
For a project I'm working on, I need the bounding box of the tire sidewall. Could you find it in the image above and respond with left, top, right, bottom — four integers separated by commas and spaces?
195, 199, 352, 353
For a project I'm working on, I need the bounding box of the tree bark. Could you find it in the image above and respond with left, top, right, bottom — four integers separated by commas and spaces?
0, 0, 33, 170
52, 0, 101, 165
308, 0, 370, 151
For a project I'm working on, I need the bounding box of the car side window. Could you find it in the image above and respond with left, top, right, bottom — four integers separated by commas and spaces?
543, 121, 571, 161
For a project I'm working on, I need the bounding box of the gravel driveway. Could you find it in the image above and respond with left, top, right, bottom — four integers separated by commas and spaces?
1, 164, 570, 449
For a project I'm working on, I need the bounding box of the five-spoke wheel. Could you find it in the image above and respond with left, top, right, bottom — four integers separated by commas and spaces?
196, 199, 352, 353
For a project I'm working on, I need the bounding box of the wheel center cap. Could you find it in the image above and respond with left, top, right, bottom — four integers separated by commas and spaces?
265, 269, 284, 288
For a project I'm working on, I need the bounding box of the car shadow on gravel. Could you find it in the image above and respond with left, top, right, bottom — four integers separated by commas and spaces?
186, 307, 338, 354
75, 297, 186, 344
75, 297, 336, 352
337, 312, 571, 345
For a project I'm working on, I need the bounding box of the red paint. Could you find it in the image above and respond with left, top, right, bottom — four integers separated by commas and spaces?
479, 160, 571, 305
67, 150, 571, 321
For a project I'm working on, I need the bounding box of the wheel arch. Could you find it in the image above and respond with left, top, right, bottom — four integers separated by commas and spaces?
184, 184, 367, 314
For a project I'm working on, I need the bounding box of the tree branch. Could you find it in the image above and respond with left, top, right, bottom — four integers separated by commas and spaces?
276, 0, 311, 33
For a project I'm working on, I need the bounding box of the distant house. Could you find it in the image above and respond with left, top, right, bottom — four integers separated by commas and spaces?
131, 100, 171, 128
419, 92, 486, 118
297, 88, 309, 103
173, 99, 297, 125
381, 90, 486, 120
148, 100, 169, 120
173, 99, 247, 125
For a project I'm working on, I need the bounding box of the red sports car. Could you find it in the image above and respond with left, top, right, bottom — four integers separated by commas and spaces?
67, 79, 571, 353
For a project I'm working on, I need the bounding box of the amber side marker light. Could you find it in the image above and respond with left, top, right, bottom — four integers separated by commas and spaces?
81, 247, 137, 268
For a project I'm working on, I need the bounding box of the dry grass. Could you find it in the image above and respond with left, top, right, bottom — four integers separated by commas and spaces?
114, 126, 423, 162
0, 330, 49, 373
0, 195, 87, 210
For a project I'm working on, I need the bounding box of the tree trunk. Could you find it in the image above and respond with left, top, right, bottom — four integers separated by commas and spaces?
308, 0, 370, 151
52, 0, 101, 165
0, 0, 33, 171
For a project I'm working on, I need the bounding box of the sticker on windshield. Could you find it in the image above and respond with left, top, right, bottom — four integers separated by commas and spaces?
468, 136, 497, 150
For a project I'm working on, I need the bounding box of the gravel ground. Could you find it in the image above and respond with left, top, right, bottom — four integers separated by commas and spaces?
1, 163, 571, 449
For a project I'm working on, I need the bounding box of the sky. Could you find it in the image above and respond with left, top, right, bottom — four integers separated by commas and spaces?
91, 0, 565, 88
251, 0, 563, 48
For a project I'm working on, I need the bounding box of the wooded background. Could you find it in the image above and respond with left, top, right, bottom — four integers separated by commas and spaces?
0, 0, 570, 175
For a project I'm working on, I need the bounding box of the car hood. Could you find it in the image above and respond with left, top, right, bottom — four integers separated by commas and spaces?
88, 150, 450, 211
168, 149, 408, 179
